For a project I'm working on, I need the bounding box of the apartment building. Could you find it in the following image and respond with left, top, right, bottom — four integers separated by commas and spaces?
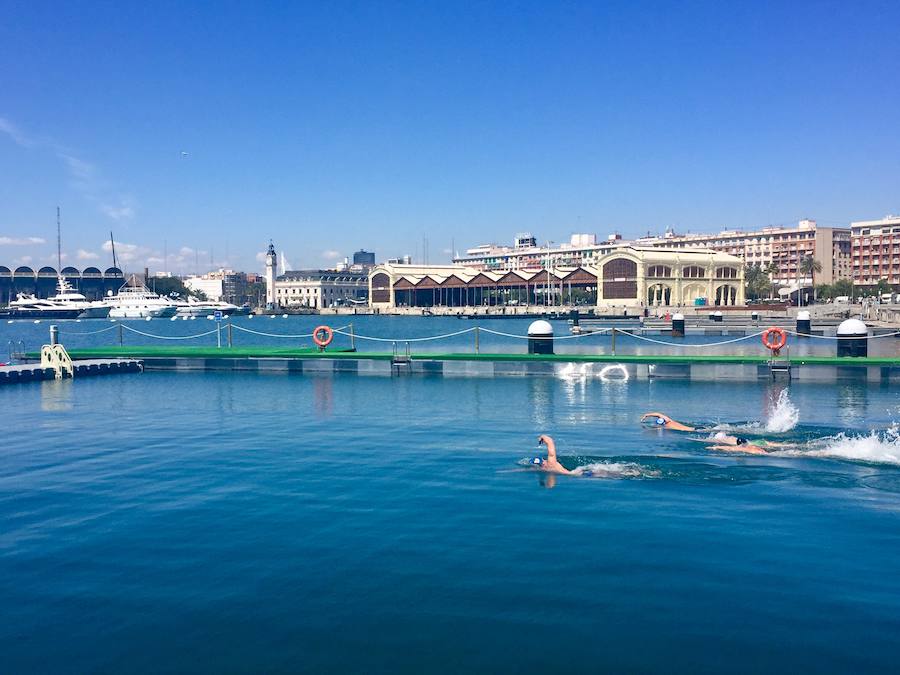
454, 233, 629, 271
647, 220, 850, 286
850, 215, 900, 286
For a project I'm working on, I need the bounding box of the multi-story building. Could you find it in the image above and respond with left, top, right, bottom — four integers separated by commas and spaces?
372, 246, 745, 309
648, 220, 851, 287
454, 233, 628, 271
850, 215, 900, 286
184, 268, 255, 304
272, 270, 368, 309
352, 250, 376, 267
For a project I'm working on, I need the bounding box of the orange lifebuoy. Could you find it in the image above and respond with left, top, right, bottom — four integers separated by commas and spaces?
762, 326, 787, 353
313, 325, 334, 348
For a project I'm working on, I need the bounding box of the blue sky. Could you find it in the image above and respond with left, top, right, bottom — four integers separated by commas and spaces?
1, 1, 898, 274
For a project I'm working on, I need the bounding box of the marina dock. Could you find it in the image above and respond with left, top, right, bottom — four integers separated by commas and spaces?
19, 346, 900, 383
1, 358, 143, 385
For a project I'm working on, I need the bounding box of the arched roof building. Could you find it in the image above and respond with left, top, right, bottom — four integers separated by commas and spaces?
369, 247, 744, 309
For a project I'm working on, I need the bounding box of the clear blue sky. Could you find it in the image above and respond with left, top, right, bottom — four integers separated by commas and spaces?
1, 0, 898, 274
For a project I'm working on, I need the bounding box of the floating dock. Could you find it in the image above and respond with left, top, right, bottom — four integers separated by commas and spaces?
1, 358, 143, 385
20, 346, 900, 383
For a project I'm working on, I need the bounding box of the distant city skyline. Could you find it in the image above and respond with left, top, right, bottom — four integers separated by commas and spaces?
2, 2, 898, 273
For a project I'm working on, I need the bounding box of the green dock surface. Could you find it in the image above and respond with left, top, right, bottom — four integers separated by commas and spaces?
27, 346, 900, 367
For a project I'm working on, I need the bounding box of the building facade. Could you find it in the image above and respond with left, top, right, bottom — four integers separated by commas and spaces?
454, 221, 850, 289
271, 270, 368, 309
0, 265, 125, 304
648, 220, 851, 287
184, 268, 255, 303
371, 247, 744, 309
850, 215, 900, 286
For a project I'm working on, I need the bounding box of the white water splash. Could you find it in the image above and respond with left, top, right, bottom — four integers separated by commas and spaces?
573, 462, 660, 479
800, 426, 900, 465
765, 389, 798, 433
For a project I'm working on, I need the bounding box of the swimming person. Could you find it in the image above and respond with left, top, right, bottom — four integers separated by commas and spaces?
531, 435, 575, 475
640, 412, 698, 432
701, 432, 793, 455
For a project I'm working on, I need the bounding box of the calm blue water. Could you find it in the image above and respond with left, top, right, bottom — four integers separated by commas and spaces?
2, 373, 900, 672
3, 314, 899, 357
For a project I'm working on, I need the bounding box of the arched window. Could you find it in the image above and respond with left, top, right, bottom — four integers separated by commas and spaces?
647, 265, 672, 278
602, 258, 637, 299
716, 266, 739, 279
683, 265, 706, 279
371, 273, 391, 303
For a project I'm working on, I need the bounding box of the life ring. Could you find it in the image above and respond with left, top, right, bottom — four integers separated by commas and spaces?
761, 327, 787, 353
313, 325, 334, 348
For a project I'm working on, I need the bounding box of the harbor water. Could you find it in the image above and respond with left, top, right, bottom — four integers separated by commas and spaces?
2, 371, 900, 672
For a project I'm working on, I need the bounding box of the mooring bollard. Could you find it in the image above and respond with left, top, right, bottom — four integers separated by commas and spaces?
527, 320, 554, 355
713, 310, 723, 323
227, 321, 233, 347
837, 318, 868, 357
671, 313, 685, 338
49, 325, 59, 346
796, 310, 811, 336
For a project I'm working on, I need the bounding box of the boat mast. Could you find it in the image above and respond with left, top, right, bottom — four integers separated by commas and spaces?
56, 206, 62, 271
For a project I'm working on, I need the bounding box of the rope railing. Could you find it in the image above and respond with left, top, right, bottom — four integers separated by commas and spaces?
120, 325, 220, 340
32, 318, 900, 350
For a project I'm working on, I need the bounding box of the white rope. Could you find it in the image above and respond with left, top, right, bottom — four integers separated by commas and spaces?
231, 325, 315, 339
478, 327, 611, 340
620, 330, 766, 348
331, 327, 477, 343
781, 328, 900, 340
230, 323, 351, 339
120, 325, 220, 340
59, 324, 120, 336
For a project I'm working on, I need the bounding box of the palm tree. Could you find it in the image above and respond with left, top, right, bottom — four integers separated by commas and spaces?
763, 262, 780, 299
799, 255, 822, 305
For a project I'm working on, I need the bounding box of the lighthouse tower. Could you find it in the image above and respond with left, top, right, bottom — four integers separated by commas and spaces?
264, 241, 277, 309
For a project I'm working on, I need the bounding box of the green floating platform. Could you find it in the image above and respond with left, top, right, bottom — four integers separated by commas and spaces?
26, 345, 900, 368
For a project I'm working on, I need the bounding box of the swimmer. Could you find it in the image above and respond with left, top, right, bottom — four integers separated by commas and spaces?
531, 435, 575, 475
640, 412, 697, 432
701, 432, 792, 455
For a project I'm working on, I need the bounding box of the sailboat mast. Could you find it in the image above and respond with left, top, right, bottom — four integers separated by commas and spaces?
56, 206, 62, 270
110, 231, 119, 271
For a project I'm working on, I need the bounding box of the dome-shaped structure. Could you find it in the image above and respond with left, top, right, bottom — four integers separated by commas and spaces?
104, 266, 124, 278
38, 266, 57, 277
527, 320, 554, 336
82, 266, 102, 278
837, 319, 867, 335
14, 266, 34, 276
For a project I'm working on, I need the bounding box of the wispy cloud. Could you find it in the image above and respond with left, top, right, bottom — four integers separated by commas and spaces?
321, 249, 342, 259
77, 249, 99, 260
0, 117, 136, 222
0, 236, 46, 245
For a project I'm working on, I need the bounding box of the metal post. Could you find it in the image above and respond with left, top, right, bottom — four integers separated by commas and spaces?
349, 323, 356, 351
227, 321, 233, 348
50, 325, 58, 346
118, 323, 124, 347
475, 326, 480, 354
611, 327, 616, 355
217, 322, 222, 348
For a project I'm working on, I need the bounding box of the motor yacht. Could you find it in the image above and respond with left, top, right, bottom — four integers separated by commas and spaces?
1, 277, 111, 319
175, 297, 250, 317
103, 278, 178, 318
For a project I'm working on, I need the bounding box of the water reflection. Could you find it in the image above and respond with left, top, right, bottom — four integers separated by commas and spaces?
40, 379, 73, 412
835, 384, 869, 426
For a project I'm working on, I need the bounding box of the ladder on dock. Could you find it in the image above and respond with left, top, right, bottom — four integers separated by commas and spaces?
768, 349, 792, 381
40, 344, 75, 380
392, 341, 412, 375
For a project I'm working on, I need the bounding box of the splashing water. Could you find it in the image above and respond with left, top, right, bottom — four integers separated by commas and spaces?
573, 462, 661, 479
801, 426, 900, 465
765, 389, 799, 433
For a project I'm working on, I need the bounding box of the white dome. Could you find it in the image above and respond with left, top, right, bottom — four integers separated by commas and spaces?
713, 311, 723, 316
797, 311, 811, 320
528, 320, 554, 336
837, 318, 868, 336
672, 313, 684, 320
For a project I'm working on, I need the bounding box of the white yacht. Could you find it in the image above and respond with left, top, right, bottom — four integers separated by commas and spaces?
175, 297, 250, 317
1, 277, 111, 319
103, 278, 178, 318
